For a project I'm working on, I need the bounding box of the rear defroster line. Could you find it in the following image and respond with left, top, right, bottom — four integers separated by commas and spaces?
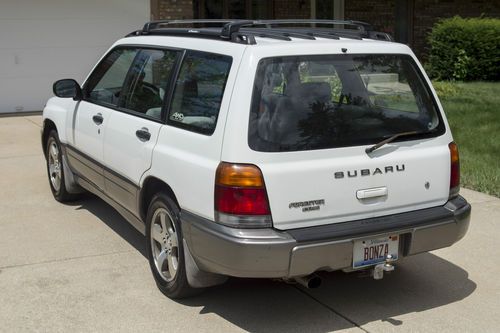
292, 284, 370, 333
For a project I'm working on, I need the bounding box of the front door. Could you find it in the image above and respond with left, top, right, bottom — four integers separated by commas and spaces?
103, 48, 180, 210
70, 47, 139, 190
70, 101, 110, 189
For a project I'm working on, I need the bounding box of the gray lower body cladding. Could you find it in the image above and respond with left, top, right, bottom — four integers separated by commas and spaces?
181, 196, 471, 278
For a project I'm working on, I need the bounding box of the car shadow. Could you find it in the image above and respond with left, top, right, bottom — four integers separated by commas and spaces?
70, 193, 148, 258
71, 195, 477, 332
177, 254, 476, 332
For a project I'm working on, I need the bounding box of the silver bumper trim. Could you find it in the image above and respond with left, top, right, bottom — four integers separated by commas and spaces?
181, 196, 471, 278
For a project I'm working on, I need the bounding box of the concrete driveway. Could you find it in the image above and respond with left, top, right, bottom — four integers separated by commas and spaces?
1, 115, 499, 332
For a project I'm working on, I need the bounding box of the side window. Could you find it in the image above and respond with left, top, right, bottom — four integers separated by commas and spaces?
168, 51, 232, 135
84, 48, 138, 106
119, 49, 178, 120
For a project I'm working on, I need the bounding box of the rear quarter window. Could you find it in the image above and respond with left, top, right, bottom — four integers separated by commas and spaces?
167, 50, 232, 135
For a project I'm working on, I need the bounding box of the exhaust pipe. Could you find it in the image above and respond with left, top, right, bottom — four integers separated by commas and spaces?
293, 274, 322, 289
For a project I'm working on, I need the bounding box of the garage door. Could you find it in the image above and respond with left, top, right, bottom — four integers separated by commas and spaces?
0, 0, 149, 113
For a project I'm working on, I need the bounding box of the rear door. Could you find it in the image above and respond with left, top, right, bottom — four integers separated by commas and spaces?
70, 48, 139, 190
230, 53, 451, 230
103, 48, 180, 209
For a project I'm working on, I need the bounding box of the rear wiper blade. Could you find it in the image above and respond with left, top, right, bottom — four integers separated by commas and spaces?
365, 131, 421, 154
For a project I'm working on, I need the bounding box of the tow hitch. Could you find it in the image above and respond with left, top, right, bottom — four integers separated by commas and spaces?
372, 254, 396, 280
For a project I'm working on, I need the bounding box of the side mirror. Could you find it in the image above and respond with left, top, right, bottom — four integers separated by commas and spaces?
53, 79, 82, 100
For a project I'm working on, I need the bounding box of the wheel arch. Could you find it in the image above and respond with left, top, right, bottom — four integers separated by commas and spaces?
41, 118, 58, 158
139, 176, 180, 222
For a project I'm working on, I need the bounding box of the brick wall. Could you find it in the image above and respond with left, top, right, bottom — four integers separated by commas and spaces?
413, 0, 500, 58
273, 0, 310, 19
153, 1, 395, 28
153, 1, 500, 59
345, 0, 395, 35
345, 0, 500, 59
155, 0, 311, 20
156, 0, 194, 20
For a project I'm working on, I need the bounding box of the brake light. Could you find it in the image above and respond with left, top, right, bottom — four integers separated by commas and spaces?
449, 142, 460, 198
215, 162, 272, 228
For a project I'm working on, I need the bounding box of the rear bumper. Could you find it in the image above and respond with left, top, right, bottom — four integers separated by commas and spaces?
181, 196, 471, 278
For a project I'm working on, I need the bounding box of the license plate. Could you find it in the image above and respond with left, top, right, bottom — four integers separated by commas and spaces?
352, 235, 399, 268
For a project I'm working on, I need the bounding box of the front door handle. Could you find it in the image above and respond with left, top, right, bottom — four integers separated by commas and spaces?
92, 113, 103, 125
136, 127, 151, 142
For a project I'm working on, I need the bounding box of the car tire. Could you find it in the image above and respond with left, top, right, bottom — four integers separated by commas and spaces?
45, 130, 79, 202
146, 193, 202, 299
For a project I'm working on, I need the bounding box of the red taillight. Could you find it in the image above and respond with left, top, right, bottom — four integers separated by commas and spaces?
215, 186, 270, 215
449, 142, 460, 197
215, 162, 272, 228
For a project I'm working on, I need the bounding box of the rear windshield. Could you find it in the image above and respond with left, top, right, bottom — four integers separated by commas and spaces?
248, 54, 444, 152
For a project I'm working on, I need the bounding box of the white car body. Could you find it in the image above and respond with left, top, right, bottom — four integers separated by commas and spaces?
45, 36, 451, 228
42, 21, 471, 292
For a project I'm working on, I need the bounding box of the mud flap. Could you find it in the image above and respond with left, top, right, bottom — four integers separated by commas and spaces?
183, 239, 228, 288
62, 152, 84, 194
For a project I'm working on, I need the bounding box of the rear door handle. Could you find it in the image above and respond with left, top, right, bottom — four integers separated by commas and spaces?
136, 127, 151, 142
356, 187, 388, 199
92, 113, 103, 125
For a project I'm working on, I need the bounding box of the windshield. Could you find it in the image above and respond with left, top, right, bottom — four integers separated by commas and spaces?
248, 54, 444, 152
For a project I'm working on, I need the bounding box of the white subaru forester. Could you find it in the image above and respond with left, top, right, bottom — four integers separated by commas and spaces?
42, 20, 471, 298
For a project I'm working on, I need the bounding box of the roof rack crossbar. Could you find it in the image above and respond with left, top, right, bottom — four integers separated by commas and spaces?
220, 20, 254, 39
250, 31, 293, 41
148, 28, 221, 37
250, 19, 371, 32
143, 19, 233, 32
259, 28, 347, 40
243, 28, 316, 40
135, 27, 257, 45
321, 31, 363, 40
305, 31, 341, 40
255, 27, 363, 40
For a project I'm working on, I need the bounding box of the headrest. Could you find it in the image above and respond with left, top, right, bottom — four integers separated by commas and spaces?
297, 82, 331, 103
183, 79, 198, 97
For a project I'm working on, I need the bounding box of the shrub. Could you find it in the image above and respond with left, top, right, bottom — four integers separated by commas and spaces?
427, 16, 500, 81
432, 81, 463, 99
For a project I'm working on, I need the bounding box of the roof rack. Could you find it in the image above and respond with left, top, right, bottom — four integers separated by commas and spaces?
127, 19, 393, 44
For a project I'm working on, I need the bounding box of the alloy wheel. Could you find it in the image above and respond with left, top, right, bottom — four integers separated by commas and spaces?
48, 140, 62, 192
150, 208, 179, 282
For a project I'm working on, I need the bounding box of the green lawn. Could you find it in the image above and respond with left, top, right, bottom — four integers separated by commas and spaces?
434, 81, 500, 197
